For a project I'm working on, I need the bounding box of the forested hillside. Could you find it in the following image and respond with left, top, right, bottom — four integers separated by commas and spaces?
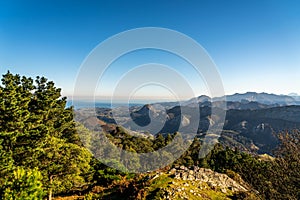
0, 72, 299, 200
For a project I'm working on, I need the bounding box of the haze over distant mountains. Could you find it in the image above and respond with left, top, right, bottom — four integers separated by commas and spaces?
70, 92, 300, 107
75, 92, 300, 155
220, 92, 299, 105
170, 92, 300, 108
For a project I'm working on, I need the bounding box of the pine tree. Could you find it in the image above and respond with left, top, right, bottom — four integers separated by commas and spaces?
3, 167, 44, 200
0, 72, 92, 199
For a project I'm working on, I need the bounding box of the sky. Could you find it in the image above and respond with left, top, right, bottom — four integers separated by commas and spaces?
1, 0, 300, 100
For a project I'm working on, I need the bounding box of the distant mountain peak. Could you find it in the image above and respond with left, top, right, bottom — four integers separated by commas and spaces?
288, 93, 299, 96
143, 104, 152, 110
213, 92, 298, 105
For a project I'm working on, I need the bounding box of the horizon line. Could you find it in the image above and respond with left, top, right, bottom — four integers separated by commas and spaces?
68, 91, 299, 101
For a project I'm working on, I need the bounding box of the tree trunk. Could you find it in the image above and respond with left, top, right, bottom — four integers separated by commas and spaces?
48, 189, 52, 200
48, 175, 53, 200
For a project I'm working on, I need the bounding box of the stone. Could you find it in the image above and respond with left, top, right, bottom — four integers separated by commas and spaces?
188, 175, 195, 181
154, 166, 250, 199
221, 188, 227, 193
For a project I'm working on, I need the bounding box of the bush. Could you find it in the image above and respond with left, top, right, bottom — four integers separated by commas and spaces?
3, 167, 44, 200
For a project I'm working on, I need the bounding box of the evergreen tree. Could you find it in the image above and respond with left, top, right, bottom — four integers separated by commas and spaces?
3, 167, 44, 200
0, 72, 92, 199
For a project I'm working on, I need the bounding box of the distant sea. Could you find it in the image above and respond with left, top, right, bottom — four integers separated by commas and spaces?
66, 100, 147, 109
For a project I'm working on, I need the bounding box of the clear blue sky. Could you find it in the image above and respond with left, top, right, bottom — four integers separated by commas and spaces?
1, 0, 300, 99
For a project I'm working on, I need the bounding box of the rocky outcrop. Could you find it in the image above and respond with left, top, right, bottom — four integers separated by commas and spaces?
141, 166, 259, 200
169, 166, 249, 193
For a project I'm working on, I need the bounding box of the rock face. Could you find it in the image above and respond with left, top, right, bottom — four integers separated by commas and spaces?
170, 166, 249, 193
143, 166, 259, 200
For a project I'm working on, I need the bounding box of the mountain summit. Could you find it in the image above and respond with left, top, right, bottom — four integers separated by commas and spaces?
214, 92, 297, 105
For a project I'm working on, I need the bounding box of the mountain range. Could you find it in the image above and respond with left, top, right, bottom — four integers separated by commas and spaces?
75, 92, 300, 155
155, 92, 300, 108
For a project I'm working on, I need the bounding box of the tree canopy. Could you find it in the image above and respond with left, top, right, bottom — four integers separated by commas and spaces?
0, 72, 91, 199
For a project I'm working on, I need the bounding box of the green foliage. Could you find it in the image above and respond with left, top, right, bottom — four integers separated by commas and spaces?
145, 174, 173, 200
153, 134, 165, 149
93, 163, 123, 186
0, 72, 92, 199
0, 71, 299, 199
32, 135, 92, 195
0, 139, 14, 185
271, 131, 300, 199
205, 131, 300, 200
3, 167, 44, 200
